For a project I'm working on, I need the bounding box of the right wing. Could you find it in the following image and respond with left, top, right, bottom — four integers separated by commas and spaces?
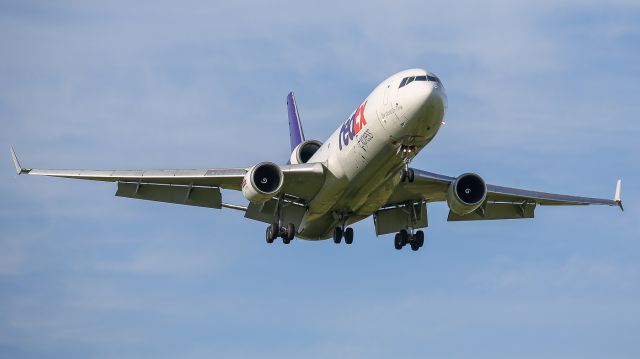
10, 147, 326, 208
385, 168, 622, 221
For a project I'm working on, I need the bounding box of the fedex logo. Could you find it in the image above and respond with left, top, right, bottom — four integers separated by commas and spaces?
339, 100, 368, 150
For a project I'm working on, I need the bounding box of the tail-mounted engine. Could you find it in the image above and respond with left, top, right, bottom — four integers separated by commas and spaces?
242, 162, 284, 204
446, 173, 487, 215
289, 140, 322, 165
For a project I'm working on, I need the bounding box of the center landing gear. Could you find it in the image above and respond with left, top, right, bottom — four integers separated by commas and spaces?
265, 196, 295, 245
333, 214, 354, 245
399, 145, 416, 183
394, 229, 425, 251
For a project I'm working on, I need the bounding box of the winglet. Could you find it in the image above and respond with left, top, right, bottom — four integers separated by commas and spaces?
10, 146, 28, 175
614, 179, 623, 211
287, 92, 305, 152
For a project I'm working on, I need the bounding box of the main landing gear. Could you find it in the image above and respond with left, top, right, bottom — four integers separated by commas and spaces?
394, 229, 425, 251
265, 195, 296, 245
392, 200, 425, 251
265, 222, 295, 244
333, 213, 354, 244
399, 145, 416, 183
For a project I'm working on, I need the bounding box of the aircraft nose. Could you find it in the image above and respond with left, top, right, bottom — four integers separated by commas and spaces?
401, 79, 447, 126
424, 81, 447, 112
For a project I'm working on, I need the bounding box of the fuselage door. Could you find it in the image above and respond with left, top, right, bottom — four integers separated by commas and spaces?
377, 80, 400, 129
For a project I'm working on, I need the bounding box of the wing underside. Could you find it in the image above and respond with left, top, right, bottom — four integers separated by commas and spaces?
385, 168, 622, 221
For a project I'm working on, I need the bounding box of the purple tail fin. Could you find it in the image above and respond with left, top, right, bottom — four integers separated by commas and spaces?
287, 92, 305, 151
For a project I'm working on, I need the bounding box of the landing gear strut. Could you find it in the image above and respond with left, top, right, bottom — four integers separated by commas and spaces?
265, 196, 295, 245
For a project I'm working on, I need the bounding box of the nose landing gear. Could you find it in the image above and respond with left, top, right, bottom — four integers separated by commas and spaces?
399, 145, 416, 183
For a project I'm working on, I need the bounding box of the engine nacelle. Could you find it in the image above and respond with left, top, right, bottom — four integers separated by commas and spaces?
446, 173, 487, 215
241, 162, 284, 204
289, 140, 323, 165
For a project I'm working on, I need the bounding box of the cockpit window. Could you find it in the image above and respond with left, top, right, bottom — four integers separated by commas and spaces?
399, 74, 439, 88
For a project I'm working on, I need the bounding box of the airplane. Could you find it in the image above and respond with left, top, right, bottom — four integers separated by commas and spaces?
10, 68, 623, 251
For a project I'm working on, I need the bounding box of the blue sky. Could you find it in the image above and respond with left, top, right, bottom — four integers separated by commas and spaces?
1, 1, 639, 358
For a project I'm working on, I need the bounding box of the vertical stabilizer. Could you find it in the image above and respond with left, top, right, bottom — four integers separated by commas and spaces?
287, 92, 305, 151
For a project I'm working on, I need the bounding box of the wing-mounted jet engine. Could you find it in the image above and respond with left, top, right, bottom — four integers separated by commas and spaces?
446, 173, 487, 215
241, 162, 284, 204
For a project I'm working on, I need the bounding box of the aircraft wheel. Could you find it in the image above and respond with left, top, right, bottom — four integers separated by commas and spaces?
286, 223, 295, 241
266, 223, 279, 243
394, 233, 402, 250
271, 223, 279, 237
399, 229, 409, 247
333, 227, 343, 244
407, 169, 415, 182
400, 169, 407, 182
266, 227, 275, 244
344, 227, 354, 244
415, 230, 425, 247
410, 242, 420, 251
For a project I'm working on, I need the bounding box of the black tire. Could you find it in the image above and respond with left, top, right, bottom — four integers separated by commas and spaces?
283, 237, 291, 244
270, 223, 279, 239
344, 227, 354, 244
286, 223, 295, 241
333, 227, 343, 244
400, 169, 407, 182
394, 233, 402, 250
408, 168, 415, 182
416, 230, 425, 247
410, 243, 420, 251
399, 229, 409, 246
266, 227, 275, 244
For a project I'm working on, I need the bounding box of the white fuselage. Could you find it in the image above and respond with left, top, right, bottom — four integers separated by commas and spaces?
298, 69, 448, 239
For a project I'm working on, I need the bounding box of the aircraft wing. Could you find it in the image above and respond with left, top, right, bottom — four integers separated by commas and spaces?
386, 168, 623, 221
10, 147, 325, 208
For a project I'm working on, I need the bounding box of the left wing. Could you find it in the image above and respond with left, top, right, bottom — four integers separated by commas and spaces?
386, 168, 623, 221
10, 147, 325, 208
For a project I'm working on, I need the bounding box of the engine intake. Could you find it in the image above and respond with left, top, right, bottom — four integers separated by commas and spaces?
289, 140, 323, 165
242, 162, 284, 204
447, 173, 487, 215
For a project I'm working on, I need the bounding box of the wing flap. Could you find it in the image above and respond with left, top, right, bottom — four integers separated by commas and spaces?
447, 202, 536, 221
116, 182, 222, 208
